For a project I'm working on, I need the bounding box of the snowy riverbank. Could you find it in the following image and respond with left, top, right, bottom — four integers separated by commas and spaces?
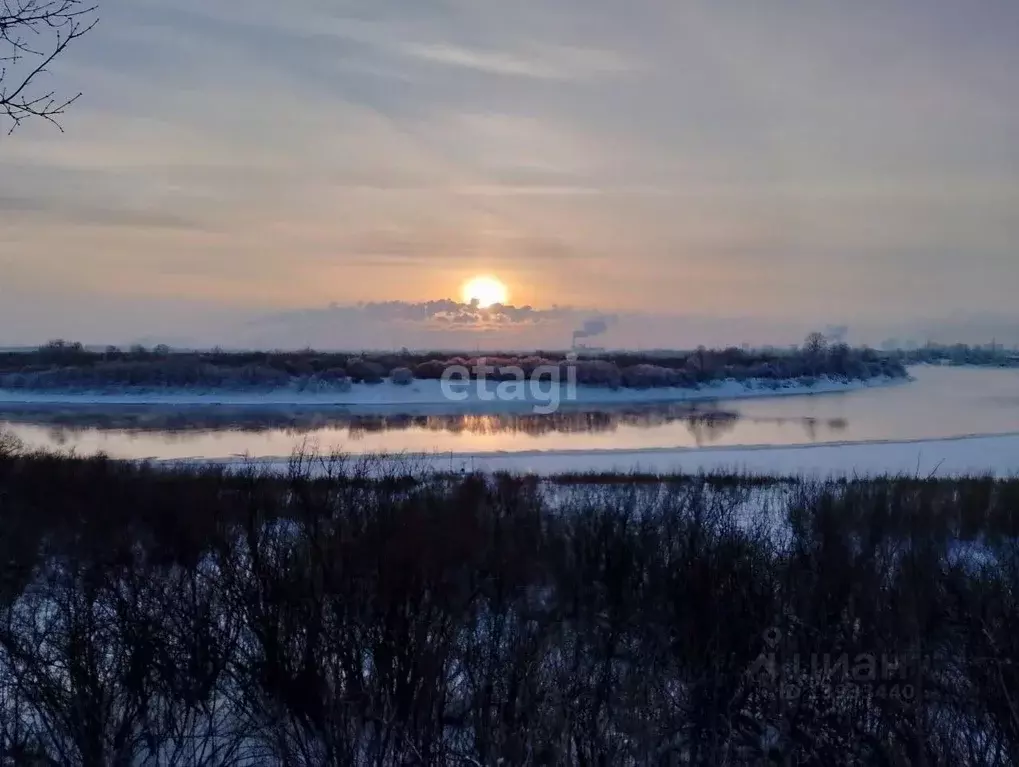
0, 374, 907, 414
160, 432, 1019, 479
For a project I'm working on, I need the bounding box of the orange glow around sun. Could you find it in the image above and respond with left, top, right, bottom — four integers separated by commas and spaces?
461, 275, 509, 308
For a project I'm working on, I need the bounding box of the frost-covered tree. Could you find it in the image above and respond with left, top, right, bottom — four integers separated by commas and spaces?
390, 366, 414, 385
1, 0, 97, 131
803, 331, 828, 356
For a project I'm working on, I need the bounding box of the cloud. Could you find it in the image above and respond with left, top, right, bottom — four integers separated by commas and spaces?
2, 0, 1019, 344
0, 193, 205, 231
185, 301, 932, 352
399, 42, 638, 80
400, 44, 563, 79
230, 299, 605, 350
254, 299, 580, 332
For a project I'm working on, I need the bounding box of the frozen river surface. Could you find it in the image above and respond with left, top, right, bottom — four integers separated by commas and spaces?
0, 366, 1017, 475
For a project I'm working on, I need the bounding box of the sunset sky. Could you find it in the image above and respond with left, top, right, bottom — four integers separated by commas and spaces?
2, 0, 1018, 349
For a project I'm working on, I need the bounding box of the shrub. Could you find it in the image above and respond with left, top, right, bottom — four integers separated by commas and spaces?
0, 430, 22, 456
346, 358, 385, 384
0, 343, 907, 392
573, 359, 623, 388
391, 367, 414, 386
0, 455, 1012, 765
413, 360, 448, 380
319, 367, 348, 382
621, 364, 681, 388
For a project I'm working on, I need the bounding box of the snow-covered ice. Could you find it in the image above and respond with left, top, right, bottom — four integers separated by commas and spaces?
9, 371, 1019, 478
0, 375, 906, 413
163, 432, 1019, 479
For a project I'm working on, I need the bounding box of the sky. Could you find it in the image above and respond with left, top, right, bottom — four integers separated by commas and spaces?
1, 0, 1018, 349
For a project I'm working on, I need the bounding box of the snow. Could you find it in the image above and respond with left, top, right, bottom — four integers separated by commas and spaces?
163, 432, 1019, 479
0, 375, 906, 414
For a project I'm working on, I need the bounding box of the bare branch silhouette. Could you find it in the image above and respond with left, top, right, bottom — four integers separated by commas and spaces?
0, 0, 98, 132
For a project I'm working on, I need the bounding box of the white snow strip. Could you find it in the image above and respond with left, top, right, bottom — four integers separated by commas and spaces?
158, 432, 1019, 479
0, 375, 906, 413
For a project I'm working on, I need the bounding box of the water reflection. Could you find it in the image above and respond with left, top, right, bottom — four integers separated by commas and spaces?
2, 368, 1014, 460
0, 402, 850, 448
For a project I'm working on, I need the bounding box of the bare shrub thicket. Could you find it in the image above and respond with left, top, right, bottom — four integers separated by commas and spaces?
0, 340, 907, 393
1, 450, 1016, 764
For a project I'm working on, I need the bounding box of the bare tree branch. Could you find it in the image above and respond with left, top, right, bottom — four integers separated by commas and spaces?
0, 0, 98, 132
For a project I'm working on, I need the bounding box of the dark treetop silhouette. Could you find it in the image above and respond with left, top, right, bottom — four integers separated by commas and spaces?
0, 0, 97, 131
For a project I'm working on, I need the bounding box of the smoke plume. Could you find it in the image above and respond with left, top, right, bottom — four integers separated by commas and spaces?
572, 316, 616, 347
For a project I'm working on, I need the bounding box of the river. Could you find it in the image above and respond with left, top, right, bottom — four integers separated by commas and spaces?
1, 366, 1016, 461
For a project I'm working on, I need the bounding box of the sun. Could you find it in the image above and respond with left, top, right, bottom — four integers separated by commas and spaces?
462, 275, 509, 308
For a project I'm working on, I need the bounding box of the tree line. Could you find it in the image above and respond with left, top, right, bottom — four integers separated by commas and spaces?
0, 339, 907, 392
